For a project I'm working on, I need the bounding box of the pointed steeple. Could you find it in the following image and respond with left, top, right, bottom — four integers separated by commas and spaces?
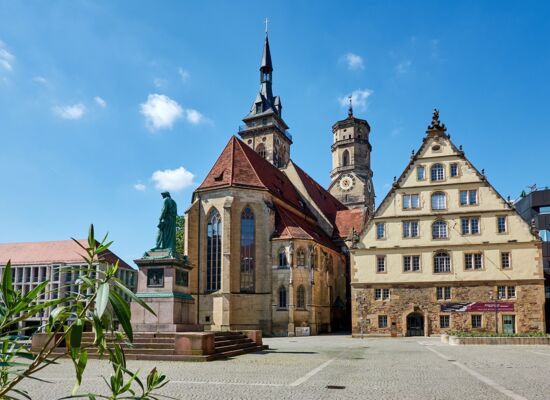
260, 35, 273, 74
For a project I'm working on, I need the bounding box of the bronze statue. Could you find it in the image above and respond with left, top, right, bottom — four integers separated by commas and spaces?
153, 191, 178, 256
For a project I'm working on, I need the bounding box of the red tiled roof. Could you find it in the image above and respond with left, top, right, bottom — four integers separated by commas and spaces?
334, 208, 367, 238
196, 136, 312, 216
0, 240, 133, 270
291, 163, 347, 223
273, 206, 339, 251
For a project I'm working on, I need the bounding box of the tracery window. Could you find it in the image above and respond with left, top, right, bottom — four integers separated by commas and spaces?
240, 207, 255, 292
278, 286, 287, 308
296, 248, 306, 267
278, 247, 288, 268
206, 208, 222, 292
256, 143, 266, 159
296, 285, 306, 309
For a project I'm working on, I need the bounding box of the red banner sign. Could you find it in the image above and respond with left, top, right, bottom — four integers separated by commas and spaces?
440, 302, 514, 312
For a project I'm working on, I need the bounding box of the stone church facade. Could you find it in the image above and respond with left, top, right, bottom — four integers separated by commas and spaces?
184, 34, 368, 336
350, 111, 546, 336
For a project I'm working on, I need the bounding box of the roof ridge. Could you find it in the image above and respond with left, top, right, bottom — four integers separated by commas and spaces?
292, 162, 346, 209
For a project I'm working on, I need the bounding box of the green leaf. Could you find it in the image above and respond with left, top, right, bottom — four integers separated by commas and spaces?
109, 290, 132, 342
1, 261, 13, 307
113, 279, 155, 316
95, 283, 109, 318
70, 319, 84, 350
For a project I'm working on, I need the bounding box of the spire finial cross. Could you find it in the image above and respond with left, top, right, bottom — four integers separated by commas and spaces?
348, 95, 353, 117
264, 17, 269, 35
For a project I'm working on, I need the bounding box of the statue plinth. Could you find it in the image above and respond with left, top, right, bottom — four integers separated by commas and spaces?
130, 250, 200, 333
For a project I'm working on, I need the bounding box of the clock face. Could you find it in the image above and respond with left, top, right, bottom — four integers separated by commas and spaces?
339, 175, 355, 191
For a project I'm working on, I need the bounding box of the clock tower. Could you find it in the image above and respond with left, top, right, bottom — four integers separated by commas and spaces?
328, 101, 374, 211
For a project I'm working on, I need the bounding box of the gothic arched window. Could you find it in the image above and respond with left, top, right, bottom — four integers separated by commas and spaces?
342, 150, 350, 167
278, 247, 287, 268
240, 207, 255, 292
278, 286, 287, 308
432, 220, 448, 239
431, 163, 445, 181
256, 143, 266, 159
434, 251, 451, 273
297, 285, 306, 309
431, 192, 447, 210
206, 208, 222, 292
296, 248, 306, 267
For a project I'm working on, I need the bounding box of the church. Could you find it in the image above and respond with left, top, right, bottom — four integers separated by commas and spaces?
184, 33, 372, 336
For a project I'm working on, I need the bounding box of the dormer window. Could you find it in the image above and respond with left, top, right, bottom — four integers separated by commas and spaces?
255, 103, 262, 113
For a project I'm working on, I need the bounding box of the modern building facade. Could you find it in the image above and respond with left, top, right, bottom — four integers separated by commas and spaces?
515, 188, 550, 331
184, 33, 368, 336
0, 239, 136, 331
350, 110, 546, 336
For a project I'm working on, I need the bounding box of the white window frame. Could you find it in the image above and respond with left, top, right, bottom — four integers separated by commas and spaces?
497, 216, 507, 234
431, 164, 445, 181
501, 252, 511, 269
403, 255, 421, 272
403, 194, 420, 210
376, 223, 385, 240
403, 221, 419, 238
464, 253, 483, 270
436, 286, 451, 300
376, 256, 386, 273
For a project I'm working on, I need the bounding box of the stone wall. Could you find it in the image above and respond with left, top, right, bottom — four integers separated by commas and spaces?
351, 281, 545, 336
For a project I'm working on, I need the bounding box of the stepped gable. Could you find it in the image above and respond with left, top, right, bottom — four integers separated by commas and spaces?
334, 208, 367, 239
0, 239, 132, 270
196, 136, 311, 216
292, 162, 347, 224
273, 205, 339, 251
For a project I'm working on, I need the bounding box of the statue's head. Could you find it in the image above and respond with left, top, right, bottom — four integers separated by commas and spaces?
161, 191, 171, 198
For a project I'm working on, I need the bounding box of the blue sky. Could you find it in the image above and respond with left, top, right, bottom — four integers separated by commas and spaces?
1, 1, 549, 265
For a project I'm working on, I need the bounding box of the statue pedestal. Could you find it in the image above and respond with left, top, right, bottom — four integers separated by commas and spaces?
131, 250, 201, 332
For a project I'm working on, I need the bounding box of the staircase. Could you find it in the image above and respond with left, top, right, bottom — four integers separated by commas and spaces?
213, 331, 264, 357
46, 331, 265, 361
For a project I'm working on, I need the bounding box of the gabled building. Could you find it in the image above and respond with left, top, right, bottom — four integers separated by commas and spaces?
350, 110, 545, 336
184, 33, 369, 336
0, 239, 136, 332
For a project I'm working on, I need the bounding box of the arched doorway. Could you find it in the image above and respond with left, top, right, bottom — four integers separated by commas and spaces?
406, 312, 424, 336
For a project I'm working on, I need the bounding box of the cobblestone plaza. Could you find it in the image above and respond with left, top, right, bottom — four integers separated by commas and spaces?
21, 336, 550, 399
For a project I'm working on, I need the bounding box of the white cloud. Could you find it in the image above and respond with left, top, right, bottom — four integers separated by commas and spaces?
133, 183, 146, 191
178, 68, 190, 82
395, 59, 412, 75
184, 108, 204, 125
338, 89, 373, 112
140, 94, 183, 131
33, 76, 49, 85
53, 103, 86, 120
94, 96, 107, 108
151, 167, 194, 192
0, 41, 15, 72
343, 53, 364, 70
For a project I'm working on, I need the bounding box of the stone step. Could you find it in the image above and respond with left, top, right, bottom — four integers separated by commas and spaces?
218, 345, 264, 358
79, 341, 174, 350
215, 342, 257, 353
213, 338, 251, 346
214, 331, 244, 337
214, 336, 247, 343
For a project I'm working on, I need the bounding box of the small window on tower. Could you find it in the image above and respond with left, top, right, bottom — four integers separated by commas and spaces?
256, 103, 262, 113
